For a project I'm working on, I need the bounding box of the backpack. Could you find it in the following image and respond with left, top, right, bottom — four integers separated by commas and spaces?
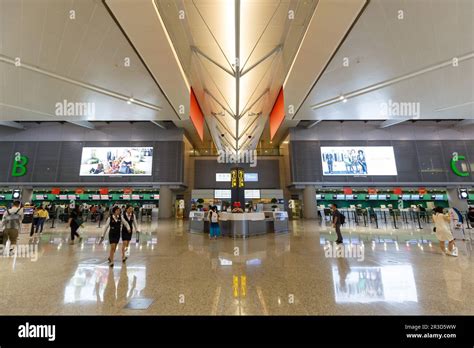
211, 212, 218, 223
452, 207, 463, 224
339, 212, 346, 225
4, 209, 21, 230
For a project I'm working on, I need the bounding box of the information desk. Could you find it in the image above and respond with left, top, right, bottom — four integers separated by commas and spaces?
189, 211, 289, 238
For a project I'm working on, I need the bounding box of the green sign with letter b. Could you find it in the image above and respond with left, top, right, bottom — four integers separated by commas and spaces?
12, 152, 28, 177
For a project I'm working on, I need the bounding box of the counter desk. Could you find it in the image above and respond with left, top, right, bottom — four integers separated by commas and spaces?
188, 211, 289, 238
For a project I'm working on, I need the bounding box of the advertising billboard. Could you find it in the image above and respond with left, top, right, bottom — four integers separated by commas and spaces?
321, 146, 397, 176
79, 147, 153, 176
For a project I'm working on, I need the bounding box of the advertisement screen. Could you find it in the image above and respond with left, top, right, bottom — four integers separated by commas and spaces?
321, 146, 397, 176
80, 147, 153, 176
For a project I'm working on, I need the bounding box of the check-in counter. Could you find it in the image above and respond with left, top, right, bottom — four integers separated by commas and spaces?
189, 211, 208, 233
188, 210, 289, 238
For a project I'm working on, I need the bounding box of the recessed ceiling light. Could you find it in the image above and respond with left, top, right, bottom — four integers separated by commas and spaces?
342, 98, 348, 103
339, 95, 345, 100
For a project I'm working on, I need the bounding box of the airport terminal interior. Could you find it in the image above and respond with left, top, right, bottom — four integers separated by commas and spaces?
0, 0, 474, 316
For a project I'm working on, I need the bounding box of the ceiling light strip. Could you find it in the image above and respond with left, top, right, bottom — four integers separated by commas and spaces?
152, 0, 191, 91
311, 51, 474, 110
0, 54, 162, 112
240, 1, 283, 72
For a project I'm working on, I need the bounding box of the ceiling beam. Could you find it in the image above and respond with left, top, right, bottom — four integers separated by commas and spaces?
68, 121, 95, 129
311, 51, 474, 111
306, 120, 322, 129
0, 121, 24, 130
455, 119, 474, 127
150, 120, 166, 129
378, 119, 407, 129
0, 54, 162, 112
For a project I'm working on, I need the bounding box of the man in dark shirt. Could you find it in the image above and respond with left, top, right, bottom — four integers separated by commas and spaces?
331, 204, 343, 244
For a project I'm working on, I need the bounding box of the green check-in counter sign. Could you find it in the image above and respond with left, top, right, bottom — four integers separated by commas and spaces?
451, 152, 469, 177
12, 152, 29, 177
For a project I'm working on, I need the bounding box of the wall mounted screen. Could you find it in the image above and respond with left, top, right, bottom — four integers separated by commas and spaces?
244, 189, 261, 199
244, 173, 259, 182
321, 146, 397, 176
216, 173, 231, 182
214, 190, 231, 199
80, 147, 153, 176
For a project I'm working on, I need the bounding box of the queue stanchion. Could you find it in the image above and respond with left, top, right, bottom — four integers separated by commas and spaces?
392, 210, 398, 229
363, 211, 367, 227
382, 210, 388, 225
403, 210, 408, 224
374, 211, 379, 229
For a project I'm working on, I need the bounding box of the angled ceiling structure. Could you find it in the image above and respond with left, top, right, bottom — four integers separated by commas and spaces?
106, 0, 367, 153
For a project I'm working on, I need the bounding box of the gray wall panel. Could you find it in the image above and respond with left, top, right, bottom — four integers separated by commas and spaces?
290, 140, 473, 184
0, 142, 14, 182
0, 141, 184, 185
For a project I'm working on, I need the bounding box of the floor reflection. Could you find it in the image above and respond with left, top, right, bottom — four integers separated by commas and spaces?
332, 264, 418, 303
64, 263, 146, 304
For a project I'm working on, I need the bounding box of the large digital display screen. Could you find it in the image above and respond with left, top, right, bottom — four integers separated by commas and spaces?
80, 147, 153, 176
321, 146, 397, 176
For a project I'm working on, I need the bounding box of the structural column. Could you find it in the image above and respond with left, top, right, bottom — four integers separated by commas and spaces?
21, 188, 33, 203
446, 188, 468, 211
303, 186, 317, 219
158, 186, 173, 219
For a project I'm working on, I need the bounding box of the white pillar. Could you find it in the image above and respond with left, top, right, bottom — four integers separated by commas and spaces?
158, 186, 173, 219
303, 186, 317, 219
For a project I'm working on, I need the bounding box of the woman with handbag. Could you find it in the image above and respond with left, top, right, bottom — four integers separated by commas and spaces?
121, 205, 140, 263
432, 207, 457, 256
101, 206, 123, 267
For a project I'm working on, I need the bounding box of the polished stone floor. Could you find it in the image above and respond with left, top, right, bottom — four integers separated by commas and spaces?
0, 218, 473, 315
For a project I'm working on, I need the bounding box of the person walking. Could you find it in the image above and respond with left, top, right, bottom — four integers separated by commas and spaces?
1, 201, 24, 255
68, 206, 83, 245
121, 205, 140, 262
468, 206, 474, 228
30, 206, 39, 237
208, 206, 220, 240
331, 203, 344, 245
35, 206, 49, 234
101, 206, 123, 267
432, 207, 457, 256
